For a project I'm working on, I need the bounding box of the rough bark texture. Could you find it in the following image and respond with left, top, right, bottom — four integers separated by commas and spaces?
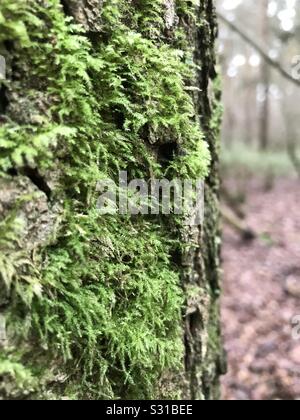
0, 0, 224, 400
181, 1, 225, 400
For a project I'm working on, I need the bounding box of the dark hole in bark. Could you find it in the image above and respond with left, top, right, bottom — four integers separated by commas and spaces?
60, 0, 71, 16
7, 168, 18, 176
189, 310, 202, 336
157, 142, 179, 165
122, 255, 132, 264
22, 167, 52, 200
170, 246, 182, 268
184, 333, 191, 371
112, 108, 126, 130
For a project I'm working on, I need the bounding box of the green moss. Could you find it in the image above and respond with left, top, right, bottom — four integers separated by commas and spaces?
0, 0, 211, 399
0, 353, 37, 399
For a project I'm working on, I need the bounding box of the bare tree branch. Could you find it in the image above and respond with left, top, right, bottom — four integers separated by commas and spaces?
221, 205, 256, 241
218, 12, 300, 87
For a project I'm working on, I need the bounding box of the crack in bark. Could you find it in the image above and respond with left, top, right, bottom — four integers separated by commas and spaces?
21, 167, 52, 200
0, 85, 9, 115
7, 167, 52, 200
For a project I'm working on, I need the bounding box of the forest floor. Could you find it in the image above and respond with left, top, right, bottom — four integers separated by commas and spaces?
221, 176, 300, 400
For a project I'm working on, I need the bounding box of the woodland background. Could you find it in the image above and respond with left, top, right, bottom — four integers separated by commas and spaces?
218, 0, 300, 400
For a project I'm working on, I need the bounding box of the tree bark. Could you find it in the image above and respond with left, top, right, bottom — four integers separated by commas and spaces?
0, 0, 223, 400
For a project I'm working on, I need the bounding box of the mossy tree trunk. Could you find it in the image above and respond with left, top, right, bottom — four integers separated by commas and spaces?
0, 0, 224, 400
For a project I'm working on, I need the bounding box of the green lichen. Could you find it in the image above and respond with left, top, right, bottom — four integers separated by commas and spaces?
0, 0, 212, 399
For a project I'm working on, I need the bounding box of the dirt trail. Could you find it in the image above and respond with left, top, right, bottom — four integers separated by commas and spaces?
221, 177, 300, 400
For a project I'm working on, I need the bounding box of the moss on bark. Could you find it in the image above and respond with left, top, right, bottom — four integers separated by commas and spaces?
0, 0, 223, 400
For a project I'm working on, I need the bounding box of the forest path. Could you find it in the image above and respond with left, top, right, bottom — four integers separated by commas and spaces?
221, 177, 300, 400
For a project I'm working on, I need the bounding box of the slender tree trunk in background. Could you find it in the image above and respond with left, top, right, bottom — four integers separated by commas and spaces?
0, 0, 224, 400
281, 86, 300, 177
259, 64, 271, 150
258, 0, 271, 151
245, 83, 254, 146
220, 37, 235, 146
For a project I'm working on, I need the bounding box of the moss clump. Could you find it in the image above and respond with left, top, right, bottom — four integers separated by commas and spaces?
0, 0, 211, 399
